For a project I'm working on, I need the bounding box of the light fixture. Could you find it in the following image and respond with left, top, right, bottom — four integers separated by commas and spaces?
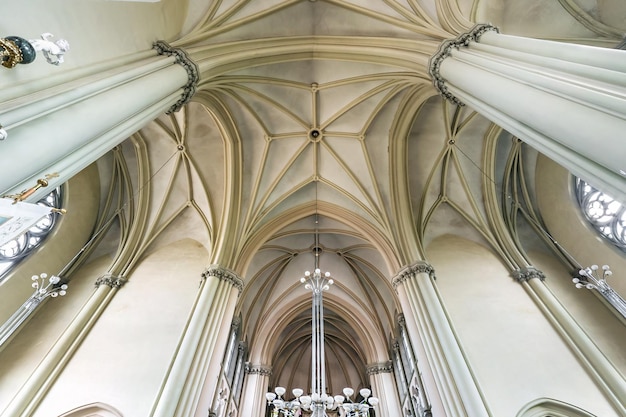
266, 194, 378, 416
29, 273, 68, 303
573, 264, 626, 318
0, 32, 69, 69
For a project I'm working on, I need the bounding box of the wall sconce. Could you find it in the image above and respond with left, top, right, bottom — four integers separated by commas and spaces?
0, 33, 69, 68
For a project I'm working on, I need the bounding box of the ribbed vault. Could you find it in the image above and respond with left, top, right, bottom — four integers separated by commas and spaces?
90, 0, 626, 408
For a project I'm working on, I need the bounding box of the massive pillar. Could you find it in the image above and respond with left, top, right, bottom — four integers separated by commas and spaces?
367, 361, 402, 417
392, 261, 490, 417
429, 24, 626, 202
239, 364, 272, 417
151, 265, 243, 417
0, 41, 198, 201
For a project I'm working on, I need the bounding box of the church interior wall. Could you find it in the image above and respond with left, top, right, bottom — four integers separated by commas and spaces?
426, 234, 617, 417
30, 238, 207, 417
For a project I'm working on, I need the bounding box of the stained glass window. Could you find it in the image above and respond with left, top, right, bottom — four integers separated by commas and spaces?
0, 188, 63, 277
575, 178, 626, 251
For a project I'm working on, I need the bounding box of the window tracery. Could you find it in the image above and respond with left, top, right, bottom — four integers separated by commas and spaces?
575, 178, 626, 251
0, 188, 62, 277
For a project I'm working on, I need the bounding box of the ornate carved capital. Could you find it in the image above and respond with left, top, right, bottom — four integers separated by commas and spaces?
428, 23, 500, 106
367, 361, 394, 375
202, 265, 244, 294
95, 273, 127, 289
245, 363, 272, 376
153, 41, 199, 114
511, 266, 546, 283
392, 261, 435, 290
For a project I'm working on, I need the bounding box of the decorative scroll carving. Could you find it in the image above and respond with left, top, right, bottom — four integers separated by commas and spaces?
153, 40, 199, 114
511, 266, 546, 283
428, 23, 500, 106
95, 273, 127, 289
392, 261, 435, 290
367, 361, 394, 375
244, 363, 272, 376
202, 265, 244, 294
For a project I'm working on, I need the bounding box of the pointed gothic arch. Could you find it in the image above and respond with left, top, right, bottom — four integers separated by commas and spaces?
516, 398, 598, 417
57, 402, 124, 417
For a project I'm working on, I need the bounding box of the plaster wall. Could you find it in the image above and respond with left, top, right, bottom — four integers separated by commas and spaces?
0, 164, 100, 328
427, 235, 617, 417
0, 0, 186, 91
0, 255, 111, 412
31, 238, 206, 417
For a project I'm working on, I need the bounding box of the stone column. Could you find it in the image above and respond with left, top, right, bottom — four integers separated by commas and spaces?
0, 41, 199, 201
392, 261, 489, 417
239, 364, 272, 417
0, 274, 126, 417
512, 267, 626, 415
151, 265, 243, 417
367, 361, 402, 417
429, 24, 626, 202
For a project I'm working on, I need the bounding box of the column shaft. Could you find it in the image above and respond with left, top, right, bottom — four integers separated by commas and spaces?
394, 262, 490, 417
151, 266, 243, 417
0, 42, 198, 201
239, 365, 271, 417
430, 25, 626, 202
367, 365, 402, 417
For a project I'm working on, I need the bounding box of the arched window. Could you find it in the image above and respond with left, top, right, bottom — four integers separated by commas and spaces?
575, 178, 626, 251
0, 188, 63, 278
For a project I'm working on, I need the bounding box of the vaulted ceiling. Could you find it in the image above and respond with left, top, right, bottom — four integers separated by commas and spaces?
102, 0, 626, 393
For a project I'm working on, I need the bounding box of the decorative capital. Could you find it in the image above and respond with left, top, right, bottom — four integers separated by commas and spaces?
392, 261, 435, 290
95, 273, 127, 289
511, 266, 546, 283
245, 363, 272, 376
428, 23, 499, 105
367, 361, 394, 375
397, 313, 406, 329
153, 41, 199, 114
202, 265, 244, 294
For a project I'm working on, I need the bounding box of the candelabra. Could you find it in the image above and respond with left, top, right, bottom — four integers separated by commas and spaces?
30, 273, 68, 305
266, 268, 378, 417
573, 264, 626, 319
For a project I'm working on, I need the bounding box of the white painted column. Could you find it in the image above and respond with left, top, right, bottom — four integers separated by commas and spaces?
151, 265, 243, 417
238, 364, 272, 417
367, 362, 402, 417
429, 24, 626, 202
0, 42, 199, 201
393, 261, 490, 417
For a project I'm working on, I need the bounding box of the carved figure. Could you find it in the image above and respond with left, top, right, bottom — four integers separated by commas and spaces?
28, 33, 69, 66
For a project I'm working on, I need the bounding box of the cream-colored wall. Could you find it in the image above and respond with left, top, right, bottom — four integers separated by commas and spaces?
533, 155, 626, 376
427, 235, 617, 417
0, 255, 111, 412
0, 0, 186, 91
0, 163, 100, 329
31, 238, 206, 417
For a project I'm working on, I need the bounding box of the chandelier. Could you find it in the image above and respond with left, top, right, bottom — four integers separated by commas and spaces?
265, 211, 379, 416
573, 264, 626, 319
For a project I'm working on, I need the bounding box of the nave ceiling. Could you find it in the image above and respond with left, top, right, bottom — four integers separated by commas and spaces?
87, 0, 626, 394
